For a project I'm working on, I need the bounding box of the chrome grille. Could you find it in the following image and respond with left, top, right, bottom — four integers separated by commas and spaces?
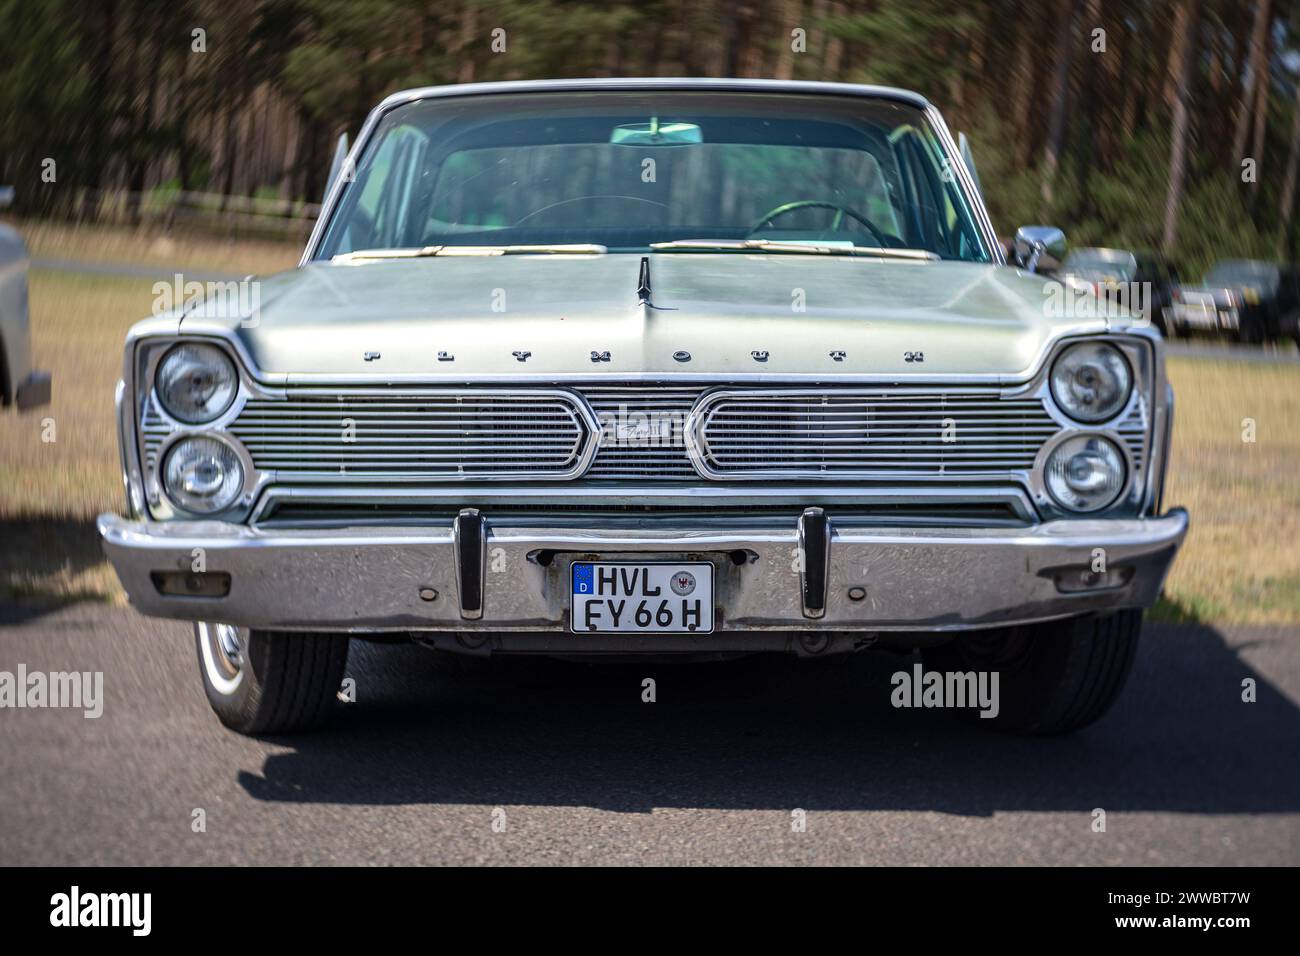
580, 386, 697, 479
140, 382, 1151, 489
140, 395, 170, 471
227, 391, 590, 479
695, 389, 1062, 478
1115, 399, 1148, 473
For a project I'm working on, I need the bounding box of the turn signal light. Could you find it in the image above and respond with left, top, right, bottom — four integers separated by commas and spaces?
150, 571, 232, 597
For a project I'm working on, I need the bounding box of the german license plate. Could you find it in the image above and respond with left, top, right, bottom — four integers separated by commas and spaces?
570, 562, 714, 634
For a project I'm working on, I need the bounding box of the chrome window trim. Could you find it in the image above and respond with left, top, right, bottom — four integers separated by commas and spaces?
923, 103, 1003, 264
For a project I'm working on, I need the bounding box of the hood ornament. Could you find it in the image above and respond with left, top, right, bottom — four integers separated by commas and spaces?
635, 255, 676, 310
512, 350, 531, 362
751, 350, 769, 362
637, 257, 652, 306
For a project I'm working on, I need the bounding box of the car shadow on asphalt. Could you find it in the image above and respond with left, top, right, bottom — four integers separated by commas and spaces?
238, 622, 1300, 816
0, 517, 110, 623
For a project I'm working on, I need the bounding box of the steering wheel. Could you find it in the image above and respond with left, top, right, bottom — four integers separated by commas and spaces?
747, 200, 890, 246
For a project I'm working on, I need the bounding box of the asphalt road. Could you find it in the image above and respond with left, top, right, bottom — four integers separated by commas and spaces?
1, 602, 1298, 865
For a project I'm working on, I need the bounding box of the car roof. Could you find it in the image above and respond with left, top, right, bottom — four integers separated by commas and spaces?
375, 77, 933, 114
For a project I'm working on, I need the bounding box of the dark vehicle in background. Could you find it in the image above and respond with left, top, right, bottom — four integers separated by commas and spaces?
1058, 247, 1179, 334
1165, 259, 1300, 345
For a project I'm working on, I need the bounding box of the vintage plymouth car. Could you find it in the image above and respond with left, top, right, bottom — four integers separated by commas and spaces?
98, 79, 1186, 736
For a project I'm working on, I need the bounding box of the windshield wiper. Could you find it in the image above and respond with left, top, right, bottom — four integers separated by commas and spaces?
649, 239, 939, 260
333, 243, 607, 262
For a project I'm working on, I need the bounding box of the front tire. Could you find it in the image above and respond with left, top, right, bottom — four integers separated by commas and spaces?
923, 610, 1141, 735
195, 623, 349, 735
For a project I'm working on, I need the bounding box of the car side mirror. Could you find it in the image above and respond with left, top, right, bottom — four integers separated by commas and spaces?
1013, 226, 1067, 273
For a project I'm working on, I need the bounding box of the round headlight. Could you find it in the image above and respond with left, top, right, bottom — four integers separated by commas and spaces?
1045, 435, 1126, 512
162, 436, 245, 514
1049, 342, 1132, 423
155, 343, 237, 424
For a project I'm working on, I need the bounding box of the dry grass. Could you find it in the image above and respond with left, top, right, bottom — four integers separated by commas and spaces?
0, 270, 152, 602
15, 218, 301, 277
3, 244, 1299, 622
1159, 357, 1300, 623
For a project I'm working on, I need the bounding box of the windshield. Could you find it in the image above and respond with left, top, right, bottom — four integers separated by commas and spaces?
316, 91, 992, 262
1062, 249, 1136, 280
1204, 260, 1278, 290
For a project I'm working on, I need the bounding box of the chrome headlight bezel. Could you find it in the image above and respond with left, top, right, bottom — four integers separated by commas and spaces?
1026, 334, 1159, 519
1041, 432, 1130, 513
126, 335, 264, 521
153, 342, 239, 425
1049, 341, 1134, 424
159, 432, 248, 515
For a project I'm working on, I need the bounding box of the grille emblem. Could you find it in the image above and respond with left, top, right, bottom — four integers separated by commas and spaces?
512, 350, 531, 362
591, 350, 611, 362
363, 351, 380, 361
751, 350, 769, 362
673, 350, 691, 362
437, 351, 454, 361
830, 350, 846, 361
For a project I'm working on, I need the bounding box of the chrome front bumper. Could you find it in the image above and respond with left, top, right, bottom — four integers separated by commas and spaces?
98, 509, 1189, 635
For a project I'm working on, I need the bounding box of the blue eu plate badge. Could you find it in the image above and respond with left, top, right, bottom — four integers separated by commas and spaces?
573, 563, 594, 595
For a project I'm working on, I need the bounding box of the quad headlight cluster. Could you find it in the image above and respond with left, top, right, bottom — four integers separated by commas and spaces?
1044, 342, 1135, 513
150, 343, 246, 515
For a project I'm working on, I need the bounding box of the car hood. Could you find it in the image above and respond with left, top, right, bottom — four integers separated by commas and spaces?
178, 254, 1130, 380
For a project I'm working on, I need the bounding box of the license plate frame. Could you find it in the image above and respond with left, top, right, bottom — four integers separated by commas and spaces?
569, 560, 715, 635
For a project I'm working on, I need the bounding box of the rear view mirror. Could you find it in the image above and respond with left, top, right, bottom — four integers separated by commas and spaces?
611, 118, 702, 146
